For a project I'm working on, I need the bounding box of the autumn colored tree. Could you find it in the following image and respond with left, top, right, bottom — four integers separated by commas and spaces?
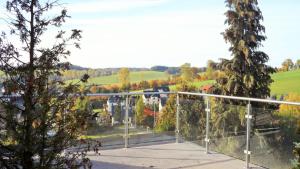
180, 63, 194, 82
206, 60, 216, 80
0, 0, 97, 168
156, 95, 176, 131
118, 68, 130, 91
135, 96, 145, 125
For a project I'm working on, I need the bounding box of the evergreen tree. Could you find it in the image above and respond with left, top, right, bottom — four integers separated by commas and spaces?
217, 0, 275, 99
0, 0, 97, 168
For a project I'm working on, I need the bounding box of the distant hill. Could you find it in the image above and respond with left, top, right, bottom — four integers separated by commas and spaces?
150, 65, 206, 75
69, 64, 89, 70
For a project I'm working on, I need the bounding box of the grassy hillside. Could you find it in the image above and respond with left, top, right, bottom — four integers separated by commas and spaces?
270, 69, 300, 95
169, 80, 215, 91
66, 69, 300, 95
68, 71, 169, 85
170, 70, 300, 95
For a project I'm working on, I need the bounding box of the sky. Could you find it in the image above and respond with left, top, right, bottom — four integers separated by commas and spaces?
0, 0, 300, 68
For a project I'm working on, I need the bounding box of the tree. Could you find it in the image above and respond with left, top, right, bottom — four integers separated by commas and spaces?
179, 98, 206, 140
217, 0, 275, 99
207, 60, 217, 70
282, 59, 294, 71
206, 60, 216, 80
0, 0, 97, 168
118, 68, 130, 91
180, 63, 194, 82
113, 103, 122, 122
156, 95, 177, 131
135, 96, 145, 125
296, 59, 300, 69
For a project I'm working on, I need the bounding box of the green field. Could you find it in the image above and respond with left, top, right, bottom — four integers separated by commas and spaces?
67, 69, 300, 95
67, 71, 169, 85
270, 69, 300, 95
169, 80, 215, 91
171, 70, 300, 95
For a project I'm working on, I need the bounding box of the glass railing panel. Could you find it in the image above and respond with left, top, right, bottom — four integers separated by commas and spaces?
250, 105, 300, 169
179, 96, 206, 146
129, 94, 176, 146
84, 95, 125, 149
209, 101, 247, 161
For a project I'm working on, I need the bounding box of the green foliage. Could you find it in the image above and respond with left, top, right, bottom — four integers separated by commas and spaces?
292, 143, 300, 169
156, 95, 176, 131
206, 60, 217, 80
0, 0, 97, 168
217, 0, 275, 99
214, 137, 241, 156
143, 115, 154, 128
180, 63, 194, 82
118, 68, 130, 91
211, 99, 246, 137
135, 96, 145, 125
175, 81, 197, 92
113, 104, 122, 122
179, 98, 206, 140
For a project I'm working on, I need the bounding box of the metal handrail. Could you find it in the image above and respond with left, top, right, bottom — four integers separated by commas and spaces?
178, 91, 300, 106
2, 91, 300, 106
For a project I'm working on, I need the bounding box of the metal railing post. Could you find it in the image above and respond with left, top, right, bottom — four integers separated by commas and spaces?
205, 96, 210, 154
153, 100, 156, 128
176, 94, 180, 143
124, 95, 129, 148
245, 102, 252, 168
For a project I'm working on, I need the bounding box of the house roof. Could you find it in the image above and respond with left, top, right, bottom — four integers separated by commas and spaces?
143, 89, 159, 98
201, 85, 213, 92
144, 86, 170, 99
154, 86, 170, 92
108, 96, 121, 103
144, 108, 158, 117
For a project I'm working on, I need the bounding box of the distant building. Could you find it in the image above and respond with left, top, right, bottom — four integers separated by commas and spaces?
143, 89, 160, 105
106, 96, 134, 126
107, 96, 121, 116
143, 86, 170, 112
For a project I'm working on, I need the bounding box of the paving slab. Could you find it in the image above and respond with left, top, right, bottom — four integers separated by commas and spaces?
87, 142, 264, 169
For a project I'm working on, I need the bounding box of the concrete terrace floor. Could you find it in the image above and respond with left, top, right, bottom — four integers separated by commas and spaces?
87, 142, 264, 169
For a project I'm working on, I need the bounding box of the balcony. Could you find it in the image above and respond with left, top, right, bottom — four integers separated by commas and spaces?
82, 91, 300, 169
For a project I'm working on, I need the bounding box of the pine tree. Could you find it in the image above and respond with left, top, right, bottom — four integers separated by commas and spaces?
217, 0, 275, 99
0, 0, 97, 168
